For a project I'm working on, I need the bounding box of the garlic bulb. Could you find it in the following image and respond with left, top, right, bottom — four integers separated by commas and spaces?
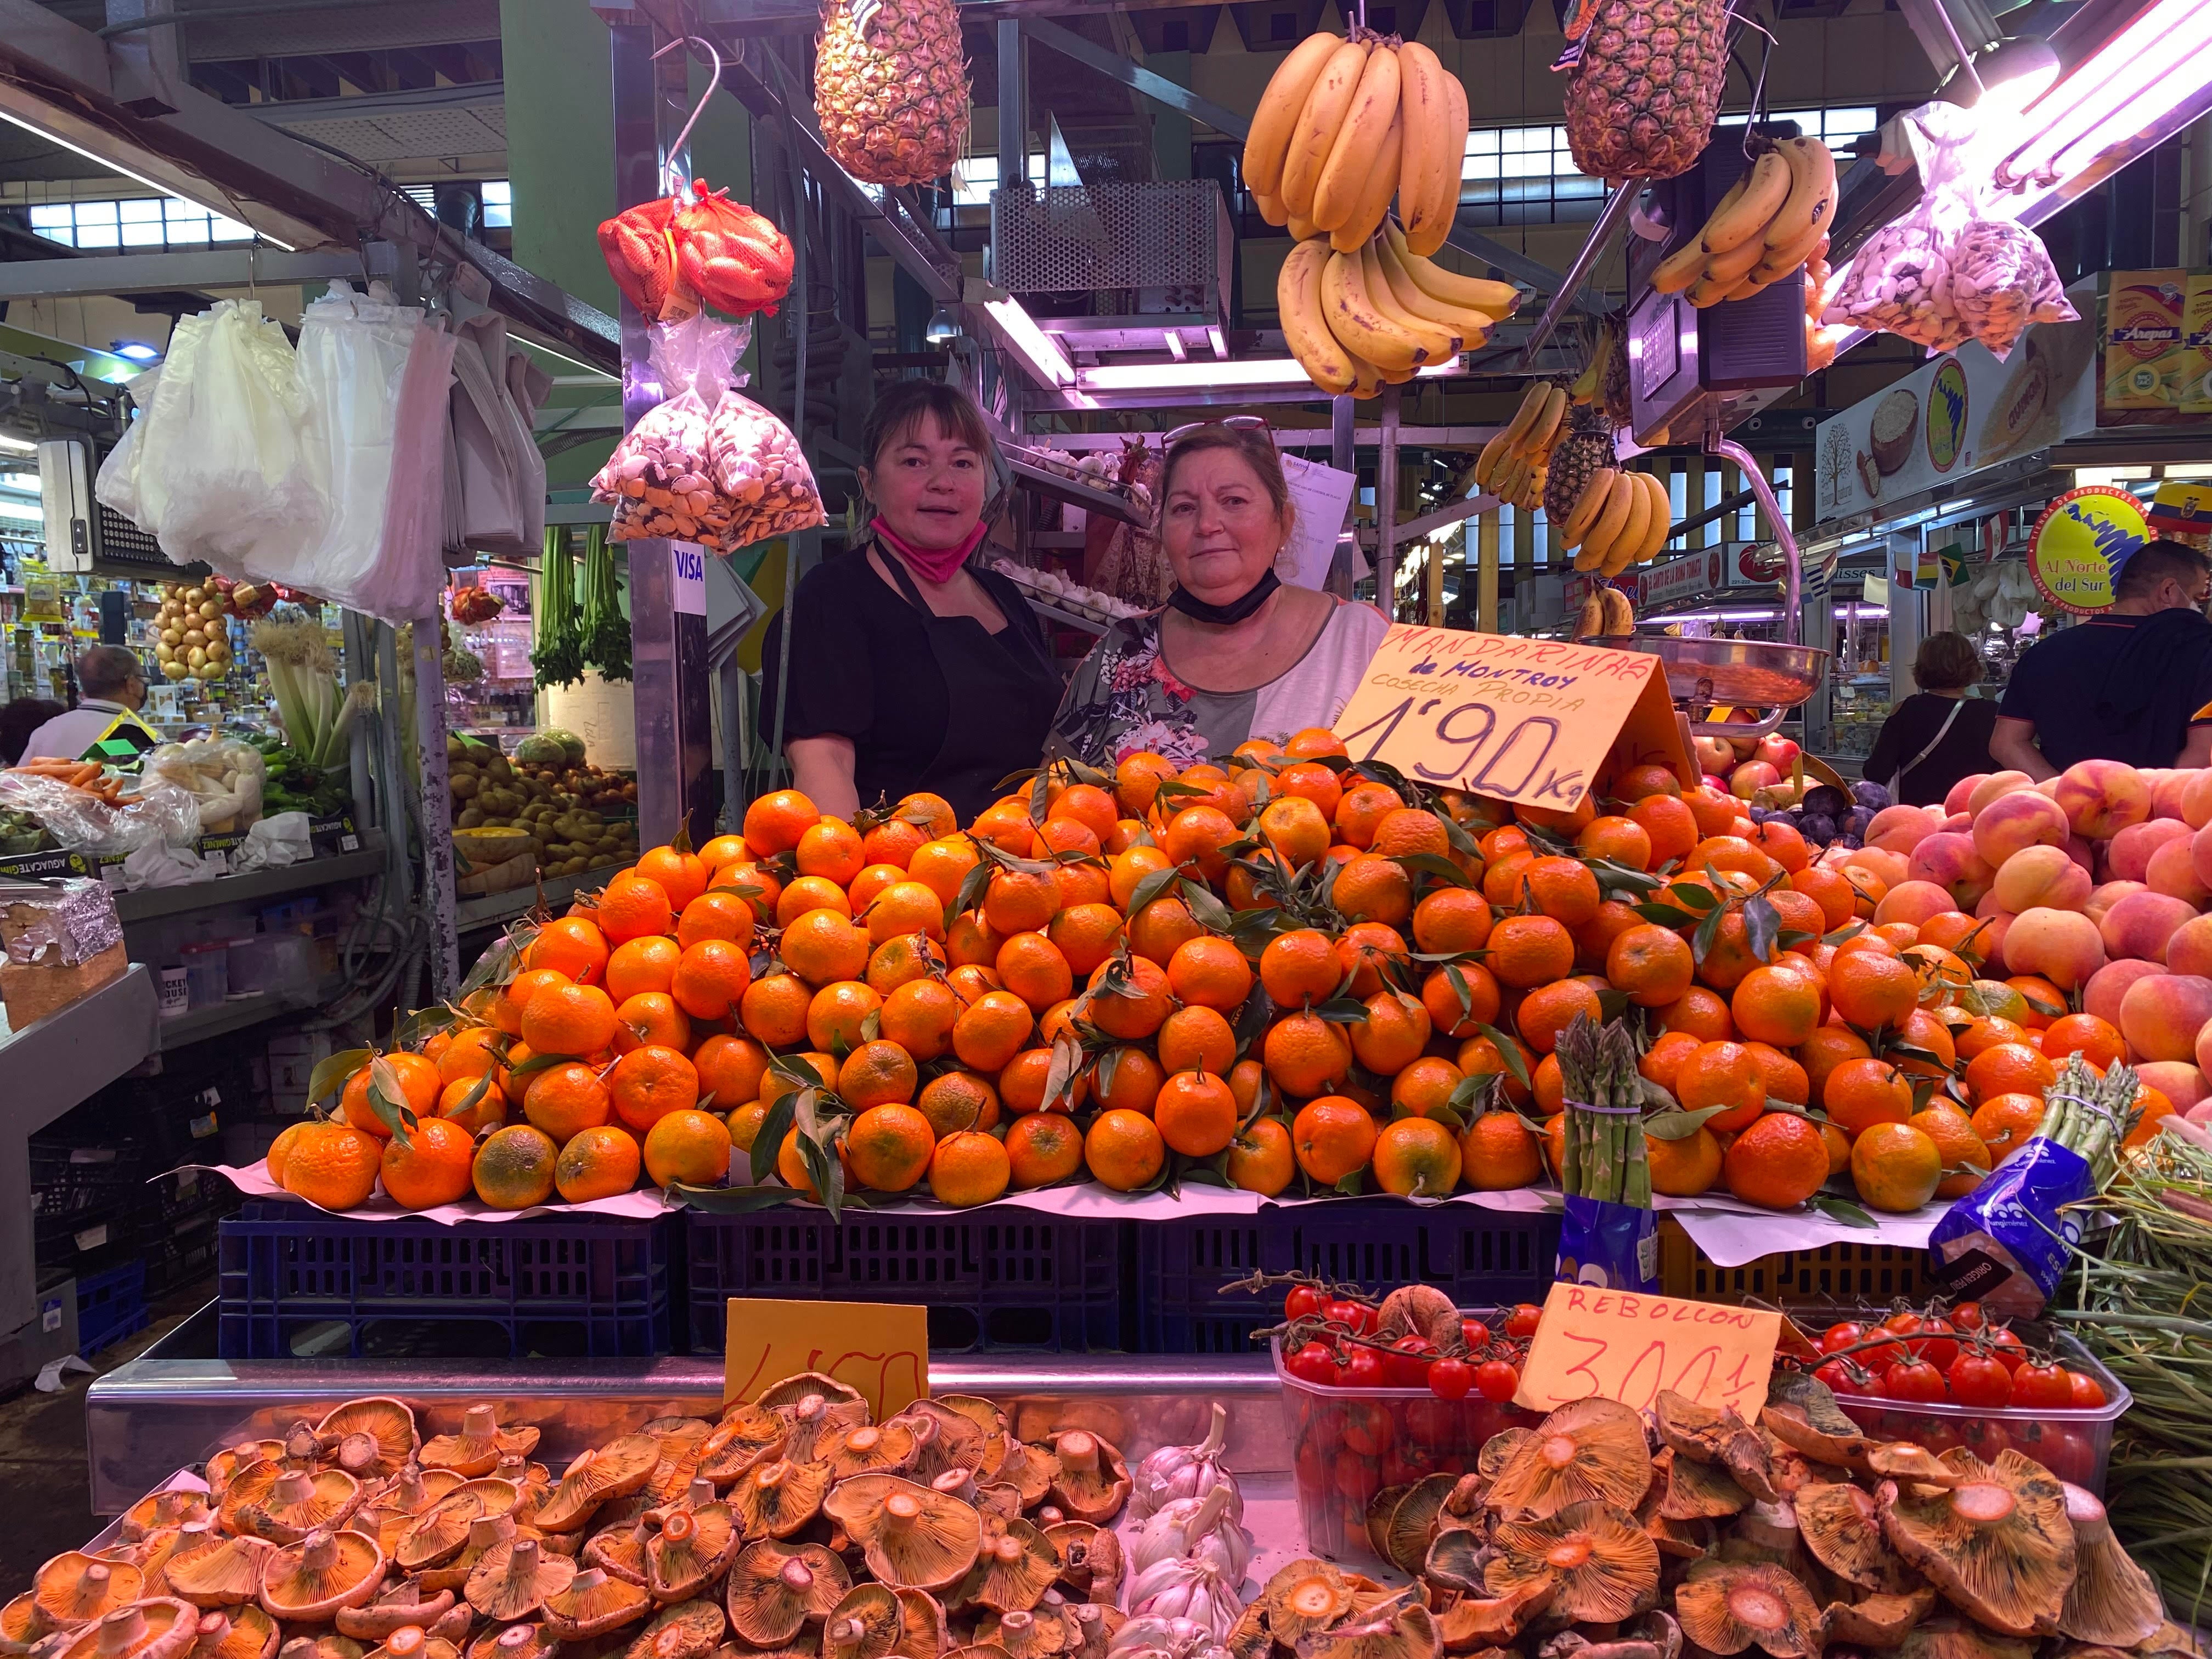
1128, 1486, 1250, 1585
1124, 1558, 1239, 1639
1108, 1617, 1211, 1659
1130, 1404, 1241, 1522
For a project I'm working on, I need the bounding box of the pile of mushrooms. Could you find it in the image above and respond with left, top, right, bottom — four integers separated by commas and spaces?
1338, 1375, 2193, 1659
3, 1385, 1144, 1659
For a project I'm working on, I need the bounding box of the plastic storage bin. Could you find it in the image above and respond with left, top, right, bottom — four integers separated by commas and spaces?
218, 1203, 673, 1358
76, 1259, 148, 1357
1822, 1322, 2128, 1494
1658, 1219, 1929, 1307
1274, 1329, 1540, 1567
687, 1207, 1126, 1355
1138, 1201, 1558, 1354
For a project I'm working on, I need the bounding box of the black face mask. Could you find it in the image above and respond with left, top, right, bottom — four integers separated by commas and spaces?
1169, 570, 1281, 625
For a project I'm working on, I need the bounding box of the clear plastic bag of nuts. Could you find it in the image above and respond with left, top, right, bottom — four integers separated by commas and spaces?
706, 388, 825, 548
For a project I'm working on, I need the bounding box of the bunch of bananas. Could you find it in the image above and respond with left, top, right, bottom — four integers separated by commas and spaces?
1243, 29, 1470, 253
1573, 584, 1637, 642
1562, 467, 1673, 577
1652, 137, 1837, 309
1465, 380, 1567, 509
1277, 223, 1518, 398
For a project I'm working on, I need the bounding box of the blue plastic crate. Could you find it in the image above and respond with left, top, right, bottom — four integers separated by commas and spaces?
218, 1203, 673, 1359
1137, 1200, 1561, 1353
77, 1259, 148, 1357
687, 1207, 1127, 1355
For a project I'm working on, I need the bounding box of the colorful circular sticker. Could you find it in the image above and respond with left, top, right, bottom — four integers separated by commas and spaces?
2027, 486, 2148, 615
1927, 359, 1969, 473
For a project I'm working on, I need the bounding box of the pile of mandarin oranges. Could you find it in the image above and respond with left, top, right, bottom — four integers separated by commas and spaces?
262, 730, 2168, 1218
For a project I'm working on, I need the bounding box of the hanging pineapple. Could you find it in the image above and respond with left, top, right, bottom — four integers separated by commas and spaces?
1561, 0, 1730, 183
815, 0, 969, 188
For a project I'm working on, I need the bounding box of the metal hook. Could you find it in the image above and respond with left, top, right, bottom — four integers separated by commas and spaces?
651, 33, 725, 201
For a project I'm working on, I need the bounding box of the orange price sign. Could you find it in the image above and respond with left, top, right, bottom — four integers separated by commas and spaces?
724, 1297, 930, 1418
1512, 1282, 1782, 1418
1330, 626, 1692, 812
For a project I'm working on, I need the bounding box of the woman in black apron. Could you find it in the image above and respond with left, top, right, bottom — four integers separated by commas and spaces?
758, 381, 1063, 825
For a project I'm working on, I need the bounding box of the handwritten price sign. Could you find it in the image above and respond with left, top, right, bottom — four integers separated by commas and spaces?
724, 1297, 930, 1418
1331, 627, 1692, 812
1513, 1283, 1782, 1417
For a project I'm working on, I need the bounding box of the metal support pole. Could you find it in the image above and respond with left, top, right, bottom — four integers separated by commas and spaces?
612, 20, 715, 848
410, 617, 460, 1000
1377, 383, 1400, 616
998, 20, 1025, 205
1477, 509, 1500, 633
1323, 392, 1356, 597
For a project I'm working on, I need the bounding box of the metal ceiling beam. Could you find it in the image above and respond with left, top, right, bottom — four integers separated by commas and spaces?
679, 0, 1245, 34
0, 247, 376, 300
1022, 19, 1250, 139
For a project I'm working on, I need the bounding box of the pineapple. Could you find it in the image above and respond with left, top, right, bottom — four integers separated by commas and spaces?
815, 0, 969, 188
1544, 410, 1617, 526
1563, 0, 1729, 184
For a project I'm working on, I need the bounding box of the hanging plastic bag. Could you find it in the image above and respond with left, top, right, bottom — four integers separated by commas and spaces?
707, 387, 825, 548
1948, 218, 2078, 361
94, 365, 162, 531
284, 282, 458, 623
121, 300, 331, 574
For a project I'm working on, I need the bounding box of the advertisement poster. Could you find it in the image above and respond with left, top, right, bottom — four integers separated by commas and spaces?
2099, 269, 2212, 420
2025, 486, 2148, 614
1813, 321, 2097, 523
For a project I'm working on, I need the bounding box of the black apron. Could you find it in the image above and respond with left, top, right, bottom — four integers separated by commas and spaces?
877, 548, 1063, 822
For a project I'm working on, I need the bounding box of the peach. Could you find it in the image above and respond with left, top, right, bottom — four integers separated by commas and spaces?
2085, 957, 2167, 1028
2147, 836, 2212, 904
2189, 823, 2212, 891
1992, 845, 2093, 916
2120, 974, 2212, 1063
2168, 914, 2212, 979
1906, 833, 1994, 908
2003, 906, 2108, 990
2086, 881, 2147, 925
2053, 759, 2153, 839
2191, 1098, 2212, 1125
2185, 769, 2212, 829
2137, 1060, 2207, 1112
1976, 910, 2015, 964
2152, 769, 2193, 821
1967, 771, 2036, 815
1844, 847, 1909, 889
1971, 788, 2070, 866
2198, 1014, 2212, 1077
2109, 819, 2193, 882
2098, 889, 2200, 963
1946, 774, 1991, 816
2066, 835, 2097, 872
1869, 804, 1941, 854
1875, 880, 1961, 929
1940, 812, 1973, 835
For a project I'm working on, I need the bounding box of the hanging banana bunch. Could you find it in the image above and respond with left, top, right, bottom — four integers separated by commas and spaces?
1651, 137, 1838, 308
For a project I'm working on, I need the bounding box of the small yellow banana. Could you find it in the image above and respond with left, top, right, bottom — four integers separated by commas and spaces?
1251, 189, 1290, 228
1473, 431, 1513, 486
1386, 221, 1518, 318
1330, 114, 1404, 252
1764, 137, 1837, 249
1521, 385, 1568, 457
1576, 473, 1639, 572
1633, 472, 1673, 562
1277, 239, 1358, 395
1394, 42, 1453, 249
1561, 466, 1618, 545
1703, 150, 1792, 254
1652, 239, 1709, 295
1321, 246, 1424, 370
1499, 380, 1552, 452
1243, 32, 1350, 198
1603, 476, 1651, 577
1279, 37, 1373, 219
1360, 241, 1459, 361
1312, 43, 1401, 233
1374, 228, 1496, 340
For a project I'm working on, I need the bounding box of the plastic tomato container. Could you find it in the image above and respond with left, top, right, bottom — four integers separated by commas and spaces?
1824, 1325, 2129, 1494
1274, 1333, 1540, 1566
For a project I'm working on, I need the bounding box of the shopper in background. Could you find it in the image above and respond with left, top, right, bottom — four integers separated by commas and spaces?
759, 380, 1060, 823
1861, 632, 1998, 805
1052, 421, 1387, 765
0, 698, 63, 767
1992, 538, 2212, 777
19, 647, 157, 762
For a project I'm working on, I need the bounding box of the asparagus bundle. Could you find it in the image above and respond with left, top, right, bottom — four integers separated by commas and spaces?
1553, 1013, 1651, 1208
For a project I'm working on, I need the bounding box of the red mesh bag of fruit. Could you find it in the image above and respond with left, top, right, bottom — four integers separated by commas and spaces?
672, 181, 793, 318
597, 195, 693, 321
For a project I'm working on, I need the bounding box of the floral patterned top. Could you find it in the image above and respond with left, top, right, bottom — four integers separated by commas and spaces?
1049, 599, 1391, 768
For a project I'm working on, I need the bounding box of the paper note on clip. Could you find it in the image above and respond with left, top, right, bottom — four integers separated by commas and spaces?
724, 1297, 930, 1418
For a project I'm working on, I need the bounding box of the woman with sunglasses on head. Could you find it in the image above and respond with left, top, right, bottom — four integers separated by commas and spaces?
759, 379, 1062, 823
1051, 421, 1387, 768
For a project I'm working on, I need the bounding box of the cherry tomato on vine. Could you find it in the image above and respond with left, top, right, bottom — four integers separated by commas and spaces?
1985, 1327, 2027, 1373
1460, 1318, 1491, 1352
1504, 1304, 1542, 1340
1285, 1341, 1340, 1386
1950, 1300, 1985, 1333
1814, 1358, 1876, 1398
1428, 1357, 1474, 1400
2011, 1362, 2073, 1409
1389, 1335, 1437, 1388
1475, 1359, 1520, 1402
1325, 1297, 1375, 1334
1947, 1351, 2015, 1408
1883, 1312, 1960, 1373
2067, 1369, 2108, 1408
1882, 1358, 1948, 1402
1820, 1320, 1870, 1354
1285, 1285, 1325, 1322
1341, 1345, 1387, 1390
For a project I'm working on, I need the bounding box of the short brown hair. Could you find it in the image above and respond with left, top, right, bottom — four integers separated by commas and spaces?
1914, 631, 1983, 693
2114, 537, 2212, 600
1160, 422, 1295, 532
861, 379, 997, 473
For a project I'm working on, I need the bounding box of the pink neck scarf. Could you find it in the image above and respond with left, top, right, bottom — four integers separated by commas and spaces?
873, 516, 985, 584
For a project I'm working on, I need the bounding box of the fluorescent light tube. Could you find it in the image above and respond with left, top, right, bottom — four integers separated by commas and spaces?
1080, 358, 1462, 392
980, 294, 1075, 387
0, 108, 301, 252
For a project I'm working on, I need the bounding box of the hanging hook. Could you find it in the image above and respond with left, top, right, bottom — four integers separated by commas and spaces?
650, 34, 725, 201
